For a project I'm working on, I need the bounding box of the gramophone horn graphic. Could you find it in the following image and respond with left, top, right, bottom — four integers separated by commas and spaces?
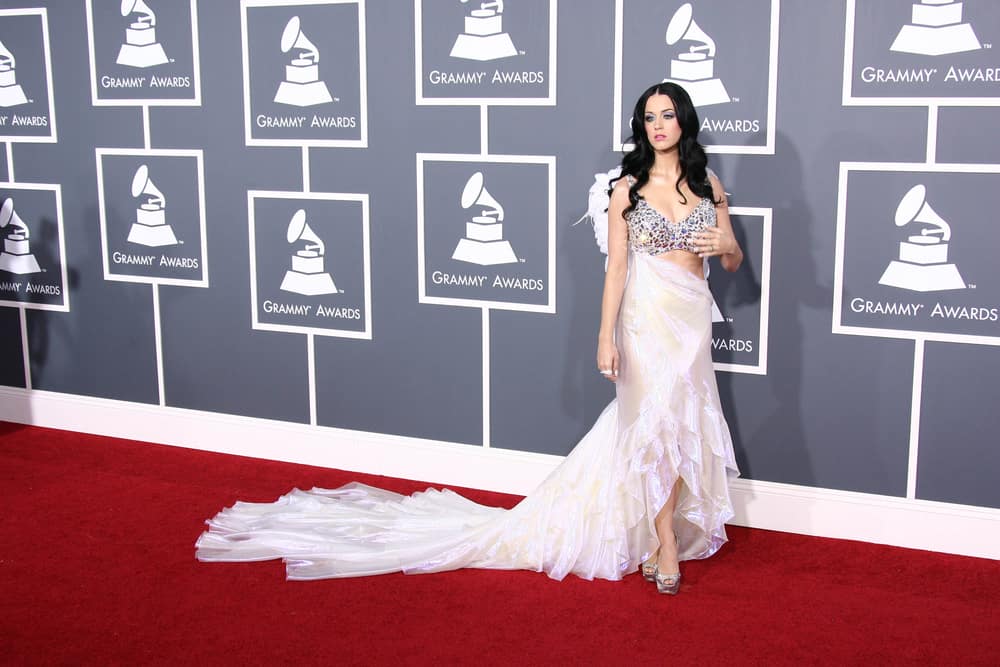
273, 16, 333, 107
451, 171, 517, 266
127, 164, 178, 247
891, 0, 981, 56
117, 0, 169, 68
449, 0, 518, 62
0, 198, 42, 275
0, 40, 29, 108
663, 3, 730, 107
280, 209, 338, 295
878, 184, 965, 292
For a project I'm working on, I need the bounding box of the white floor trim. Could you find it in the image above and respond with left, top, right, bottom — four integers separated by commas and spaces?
2, 386, 997, 560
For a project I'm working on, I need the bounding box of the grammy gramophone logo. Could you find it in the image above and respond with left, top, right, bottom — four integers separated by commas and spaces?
273, 16, 333, 107
0, 198, 42, 275
878, 184, 965, 293
450, 0, 518, 62
663, 3, 730, 107
890, 0, 981, 56
280, 209, 338, 295
117, 0, 169, 68
0, 40, 29, 108
128, 165, 178, 247
452, 172, 517, 266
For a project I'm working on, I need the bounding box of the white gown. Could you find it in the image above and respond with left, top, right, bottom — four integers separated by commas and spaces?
197, 252, 740, 581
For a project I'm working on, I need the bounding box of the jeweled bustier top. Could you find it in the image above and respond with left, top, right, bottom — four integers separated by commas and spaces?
624, 176, 717, 255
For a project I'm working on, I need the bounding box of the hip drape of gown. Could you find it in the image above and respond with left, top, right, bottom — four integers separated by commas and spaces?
196, 252, 740, 581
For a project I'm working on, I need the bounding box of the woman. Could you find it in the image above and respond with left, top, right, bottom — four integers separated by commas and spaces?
598, 81, 742, 592
197, 82, 741, 594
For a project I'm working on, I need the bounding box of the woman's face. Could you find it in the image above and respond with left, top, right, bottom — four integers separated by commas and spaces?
643, 94, 681, 151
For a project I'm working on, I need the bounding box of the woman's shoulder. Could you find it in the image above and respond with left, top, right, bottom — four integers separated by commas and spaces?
611, 173, 633, 194
616, 172, 636, 187
609, 172, 632, 209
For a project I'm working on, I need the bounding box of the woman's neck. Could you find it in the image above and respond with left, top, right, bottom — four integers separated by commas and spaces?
649, 149, 681, 180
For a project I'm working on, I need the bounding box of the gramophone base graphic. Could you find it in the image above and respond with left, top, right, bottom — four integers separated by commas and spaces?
879, 261, 965, 292
664, 74, 730, 108
274, 80, 333, 107
0, 84, 28, 108
117, 41, 169, 68
452, 238, 517, 265
0, 240, 41, 274
450, 10, 518, 61
878, 234, 966, 292
280, 270, 338, 296
128, 222, 179, 247
117, 23, 169, 67
281, 251, 337, 295
450, 34, 517, 61
128, 205, 178, 246
891, 23, 981, 56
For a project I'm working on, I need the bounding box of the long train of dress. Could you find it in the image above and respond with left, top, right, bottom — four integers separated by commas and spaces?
196, 252, 740, 581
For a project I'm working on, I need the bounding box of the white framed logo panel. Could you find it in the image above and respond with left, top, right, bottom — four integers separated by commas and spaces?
834, 163, 1000, 346
96, 148, 208, 287
0, 8, 57, 142
248, 190, 372, 339
613, 0, 779, 154
241, 0, 368, 147
844, 0, 1000, 106
417, 153, 555, 313
711, 207, 772, 375
85, 0, 202, 106
415, 0, 557, 106
0, 182, 67, 311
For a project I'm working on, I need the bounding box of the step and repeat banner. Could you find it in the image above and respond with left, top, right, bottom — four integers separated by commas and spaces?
0, 1, 997, 512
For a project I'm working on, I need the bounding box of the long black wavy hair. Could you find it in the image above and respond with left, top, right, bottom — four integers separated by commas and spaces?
611, 82, 718, 219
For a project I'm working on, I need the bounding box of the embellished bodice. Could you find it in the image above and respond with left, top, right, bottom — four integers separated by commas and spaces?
626, 196, 716, 256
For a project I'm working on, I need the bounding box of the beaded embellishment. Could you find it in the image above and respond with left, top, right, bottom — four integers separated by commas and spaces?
626, 197, 716, 255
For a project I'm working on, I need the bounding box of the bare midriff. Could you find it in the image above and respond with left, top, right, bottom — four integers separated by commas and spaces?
653, 249, 704, 278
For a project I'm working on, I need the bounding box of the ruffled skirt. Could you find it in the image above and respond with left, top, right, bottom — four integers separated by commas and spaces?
196, 252, 739, 581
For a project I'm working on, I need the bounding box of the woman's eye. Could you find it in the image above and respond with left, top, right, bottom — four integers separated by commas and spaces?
644, 115, 654, 122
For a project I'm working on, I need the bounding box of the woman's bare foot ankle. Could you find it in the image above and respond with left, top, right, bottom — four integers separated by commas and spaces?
656, 533, 679, 574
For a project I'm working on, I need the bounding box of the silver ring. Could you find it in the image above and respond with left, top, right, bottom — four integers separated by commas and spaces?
600, 369, 612, 375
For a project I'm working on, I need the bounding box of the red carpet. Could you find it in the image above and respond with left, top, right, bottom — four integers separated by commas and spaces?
1, 421, 998, 666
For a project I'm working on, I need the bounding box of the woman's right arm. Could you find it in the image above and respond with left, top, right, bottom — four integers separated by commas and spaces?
596, 179, 630, 382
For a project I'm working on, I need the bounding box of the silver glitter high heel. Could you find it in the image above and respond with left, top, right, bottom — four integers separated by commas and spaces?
647, 534, 680, 588
654, 568, 682, 595
641, 554, 658, 582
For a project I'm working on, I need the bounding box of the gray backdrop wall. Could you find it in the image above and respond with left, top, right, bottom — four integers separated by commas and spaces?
1, 0, 998, 550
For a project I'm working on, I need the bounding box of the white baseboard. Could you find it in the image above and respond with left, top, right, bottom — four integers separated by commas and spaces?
728, 478, 999, 559
2, 386, 997, 560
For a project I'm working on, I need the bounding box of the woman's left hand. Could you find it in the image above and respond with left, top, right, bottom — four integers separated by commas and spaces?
693, 227, 737, 258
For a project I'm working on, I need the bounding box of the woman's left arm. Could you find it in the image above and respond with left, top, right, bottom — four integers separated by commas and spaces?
695, 174, 743, 272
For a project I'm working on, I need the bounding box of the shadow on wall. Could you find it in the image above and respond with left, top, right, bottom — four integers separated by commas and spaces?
716, 132, 827, 487
559, 148, 622, 447
26, 215, 79, 389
